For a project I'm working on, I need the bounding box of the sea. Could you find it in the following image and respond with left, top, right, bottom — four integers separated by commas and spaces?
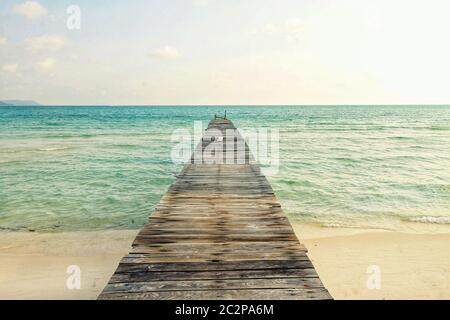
1, 105, 449, 233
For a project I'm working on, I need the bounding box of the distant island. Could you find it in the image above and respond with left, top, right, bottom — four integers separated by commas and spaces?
0, 100, 41, 106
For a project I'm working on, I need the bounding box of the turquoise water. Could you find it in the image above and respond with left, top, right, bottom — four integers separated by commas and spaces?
1, 105, 449, 232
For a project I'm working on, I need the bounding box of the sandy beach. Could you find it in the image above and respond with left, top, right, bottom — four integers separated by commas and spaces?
293, 223, 450, 300
0, 230, 139, 300
0, 224, 449, 300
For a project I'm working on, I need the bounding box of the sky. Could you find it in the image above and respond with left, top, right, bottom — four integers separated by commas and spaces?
1, 0, 450, 105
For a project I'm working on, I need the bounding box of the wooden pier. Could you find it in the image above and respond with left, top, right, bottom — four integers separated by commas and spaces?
99, 117, 331, 300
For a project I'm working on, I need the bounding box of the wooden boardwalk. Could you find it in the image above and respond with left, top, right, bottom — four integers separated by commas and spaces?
98, 117, 331, 300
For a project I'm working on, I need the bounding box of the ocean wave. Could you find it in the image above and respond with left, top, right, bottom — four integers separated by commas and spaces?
408, 216, 450, 224
111, 144, 140, 149
429, 126, 449, 131
37, 147, 71, 152
320, 222, 390, 230
44, 122, 65, 127
321, 223, 346, 228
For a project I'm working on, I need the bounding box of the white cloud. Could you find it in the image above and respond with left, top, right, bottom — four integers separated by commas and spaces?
14, 1, 48, 20
149, 46, 179, 60
0, 37, 7, 45
2, 64, 18, 73
25, 35, 67, 52
37, 58, 56, 72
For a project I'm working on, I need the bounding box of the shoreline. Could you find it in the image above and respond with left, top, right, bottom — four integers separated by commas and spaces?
0, 224, 449, 299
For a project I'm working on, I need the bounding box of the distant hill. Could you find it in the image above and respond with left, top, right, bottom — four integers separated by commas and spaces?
0, 100, 41, 106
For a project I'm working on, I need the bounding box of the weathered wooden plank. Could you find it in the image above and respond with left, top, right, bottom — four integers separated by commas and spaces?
120, 253, 310, 263
108, 268, 321, 283
136, 228, 296, 235
132, 237, 299, 245
114, 260, 314, 273
102, 277, 325, 293
130, 242, 307, 253
99, 288, 331, 300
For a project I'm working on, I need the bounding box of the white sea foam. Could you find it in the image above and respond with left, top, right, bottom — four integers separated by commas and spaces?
409, 216, 450, 224
37, 147, 69, 152
322, 223, 345, 228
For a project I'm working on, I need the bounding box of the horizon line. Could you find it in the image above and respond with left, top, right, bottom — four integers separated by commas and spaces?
2, 104, 450, 107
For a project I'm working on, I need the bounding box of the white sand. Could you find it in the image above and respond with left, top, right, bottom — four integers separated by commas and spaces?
293, 223, 450, 300
0, 230, 138, 300
1, 225, 449, 299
